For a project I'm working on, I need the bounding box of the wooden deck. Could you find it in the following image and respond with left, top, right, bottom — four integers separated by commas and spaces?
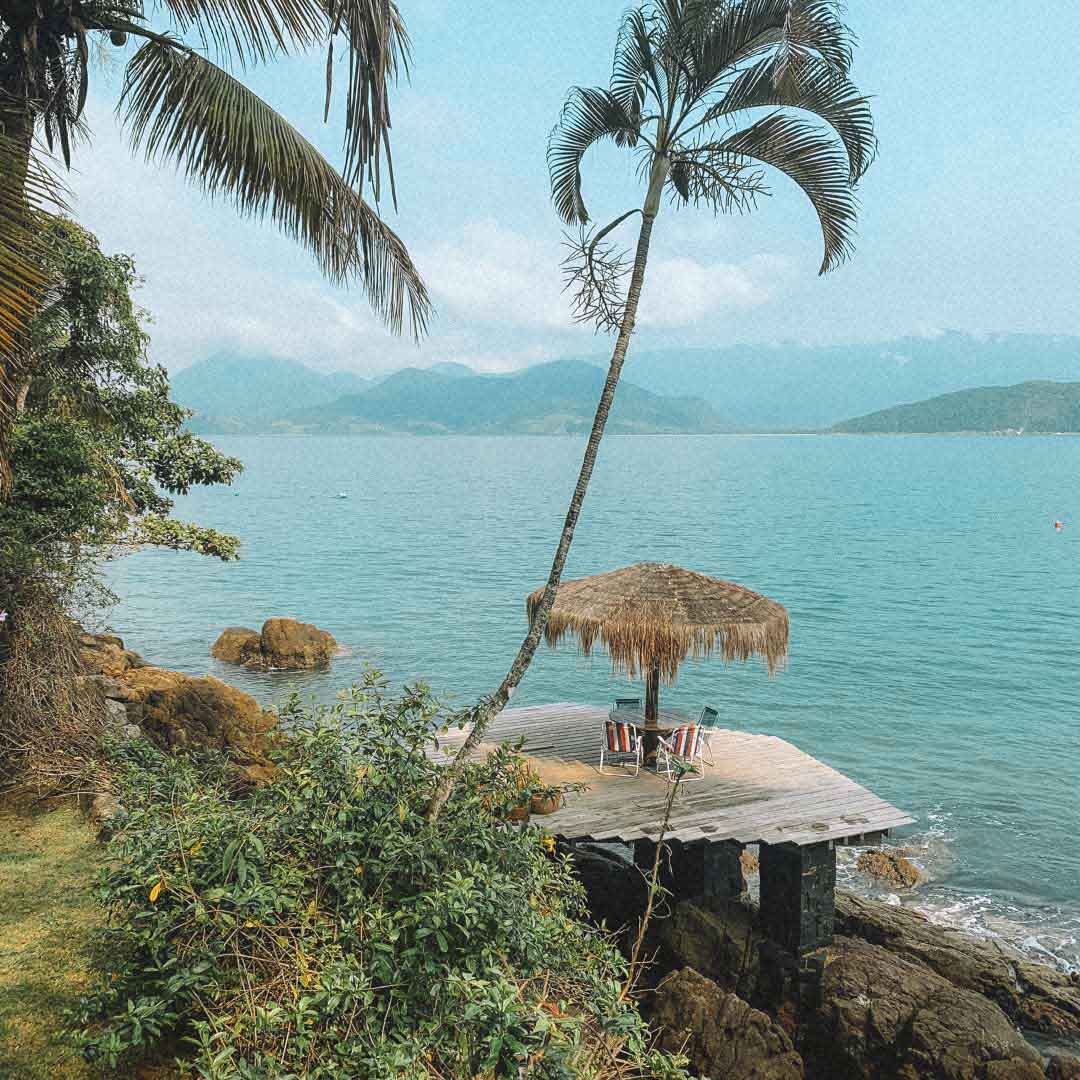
439, 703, 915, 848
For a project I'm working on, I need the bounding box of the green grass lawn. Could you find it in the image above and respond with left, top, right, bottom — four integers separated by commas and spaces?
0, 802, 103, 1080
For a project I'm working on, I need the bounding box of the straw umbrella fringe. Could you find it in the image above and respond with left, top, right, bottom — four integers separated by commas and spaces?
527, 563, 789, 681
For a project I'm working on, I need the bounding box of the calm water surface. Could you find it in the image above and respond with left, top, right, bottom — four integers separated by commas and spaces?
103, 434, 1080, 969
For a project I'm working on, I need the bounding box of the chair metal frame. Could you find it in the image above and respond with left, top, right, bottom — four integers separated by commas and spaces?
698, 706, 720, 765
657, 723, 707, 782
600, 717, 643, 777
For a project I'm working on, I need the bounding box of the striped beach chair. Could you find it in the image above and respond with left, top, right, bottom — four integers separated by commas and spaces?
600, 717, 642, 776
657, 723, 706, 782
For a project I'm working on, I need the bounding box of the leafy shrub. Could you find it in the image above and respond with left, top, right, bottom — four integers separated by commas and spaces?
73, 674, 688, 1080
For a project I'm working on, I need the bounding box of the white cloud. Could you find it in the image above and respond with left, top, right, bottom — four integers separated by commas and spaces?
637, 253, 791, 327
418, 220, 571, 329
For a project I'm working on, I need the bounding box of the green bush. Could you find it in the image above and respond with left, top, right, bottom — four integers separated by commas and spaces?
73, 675, 688, 1080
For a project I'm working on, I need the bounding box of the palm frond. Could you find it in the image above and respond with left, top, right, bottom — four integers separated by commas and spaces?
610, 7, 656, 123
548, 87, 638, 225
704, 52, 875, 181
119, 40, 430, 336
326, 0, 409, 199
688, 0, 853, 102
141, 0, 408, 200
708, 110, 858, 272
0, 130, 68, 362
148, 0, 326, 63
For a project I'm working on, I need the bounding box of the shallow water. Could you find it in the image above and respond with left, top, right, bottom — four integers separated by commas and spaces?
102, 434, 1080, 970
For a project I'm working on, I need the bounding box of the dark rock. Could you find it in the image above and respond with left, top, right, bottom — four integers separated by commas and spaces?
117, 667, 278, 784
836, 890, 1080, 1037
211, 618, 337, 671
566, 843, 647, 933
78, 632, 147, 676
1048, 1054, 1080, 1079
855, 849, 921, 889
662, 897, 760, 999
653, 967, 804, 1079
983, 1063, 1050, 1080
802, 934, 1043, 1080
210, 626, 262, 666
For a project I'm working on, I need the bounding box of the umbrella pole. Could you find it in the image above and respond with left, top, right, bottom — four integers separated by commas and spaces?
644, 663, 660, 763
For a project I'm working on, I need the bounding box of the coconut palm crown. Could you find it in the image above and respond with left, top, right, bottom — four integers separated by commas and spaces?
551, 0, 874, 290
0, 0, 431, 352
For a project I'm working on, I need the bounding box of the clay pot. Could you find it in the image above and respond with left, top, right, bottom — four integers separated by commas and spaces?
529, 793, 564, 815
507, 804, 531, 823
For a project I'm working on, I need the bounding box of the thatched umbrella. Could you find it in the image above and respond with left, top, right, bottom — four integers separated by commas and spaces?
526, 562, 788, 754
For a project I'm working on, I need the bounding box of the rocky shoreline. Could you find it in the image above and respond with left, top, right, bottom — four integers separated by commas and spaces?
571, 842, 1080, 1079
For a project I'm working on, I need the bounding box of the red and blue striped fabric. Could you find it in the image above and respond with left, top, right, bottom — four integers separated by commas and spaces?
605, 719, 637, 754
670, 724, 701, 759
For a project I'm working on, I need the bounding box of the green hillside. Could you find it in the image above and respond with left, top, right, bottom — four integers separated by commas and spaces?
172, 354, 370, 424
832, 380, 1080, 433
182, 357, 729, 435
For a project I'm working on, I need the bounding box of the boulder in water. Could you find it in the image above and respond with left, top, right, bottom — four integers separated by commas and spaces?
259, 618, 336, 670
210, 618, 337, 671
855, 848, 921, 889
210, 626, 262, 666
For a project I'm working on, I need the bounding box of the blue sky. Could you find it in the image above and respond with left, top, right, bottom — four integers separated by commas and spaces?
69, 1, 1080, 375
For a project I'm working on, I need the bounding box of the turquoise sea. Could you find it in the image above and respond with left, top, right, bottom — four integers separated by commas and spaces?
103, 434, 1080, 971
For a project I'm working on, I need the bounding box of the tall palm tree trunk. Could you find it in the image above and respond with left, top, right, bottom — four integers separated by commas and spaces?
426, 154, 670, 821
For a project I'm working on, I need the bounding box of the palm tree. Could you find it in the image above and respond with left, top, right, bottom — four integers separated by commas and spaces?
0, 0, 432, 496
428, 0, 874, 819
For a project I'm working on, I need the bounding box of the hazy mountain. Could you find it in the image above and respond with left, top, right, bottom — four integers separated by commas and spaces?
428, 362, 475, 378
172, 354, 371, 424
611, 333, 1080, 429
832, 380, 1080, 434
278, 359, 729, 435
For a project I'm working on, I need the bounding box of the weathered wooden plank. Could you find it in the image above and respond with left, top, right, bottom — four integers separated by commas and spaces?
435, 703, 914, 847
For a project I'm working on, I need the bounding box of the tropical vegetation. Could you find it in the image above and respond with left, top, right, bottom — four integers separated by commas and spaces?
73, 676, 689, 1080
0, 220, 240, 788
431, 0, 876, 817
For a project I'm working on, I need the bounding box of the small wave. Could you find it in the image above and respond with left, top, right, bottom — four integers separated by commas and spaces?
839, 816, 1080, 975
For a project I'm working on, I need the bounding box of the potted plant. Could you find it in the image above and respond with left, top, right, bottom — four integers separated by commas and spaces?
529, 782, 564, 816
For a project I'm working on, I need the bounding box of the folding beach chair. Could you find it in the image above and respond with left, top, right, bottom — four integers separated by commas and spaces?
599, 717, 643, 776
657, 723, 706, 782
698, 706, 720, 764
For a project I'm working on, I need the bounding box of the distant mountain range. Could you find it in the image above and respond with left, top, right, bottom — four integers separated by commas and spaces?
174, 356, 730, 435
171, 332, 1080, 435
612, 332, 1080, 429
833, 380, 1080, 434
171, 354, 371, 424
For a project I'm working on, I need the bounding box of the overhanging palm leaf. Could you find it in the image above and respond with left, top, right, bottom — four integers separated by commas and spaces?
548, 88, 639, 225
121, 40, 430, 336
140, 0, 409, 198
703, 111, 857, 271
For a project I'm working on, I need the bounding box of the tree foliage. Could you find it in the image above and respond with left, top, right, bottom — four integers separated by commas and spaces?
0, 217, 242, 570
73, 676, 689, 1080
